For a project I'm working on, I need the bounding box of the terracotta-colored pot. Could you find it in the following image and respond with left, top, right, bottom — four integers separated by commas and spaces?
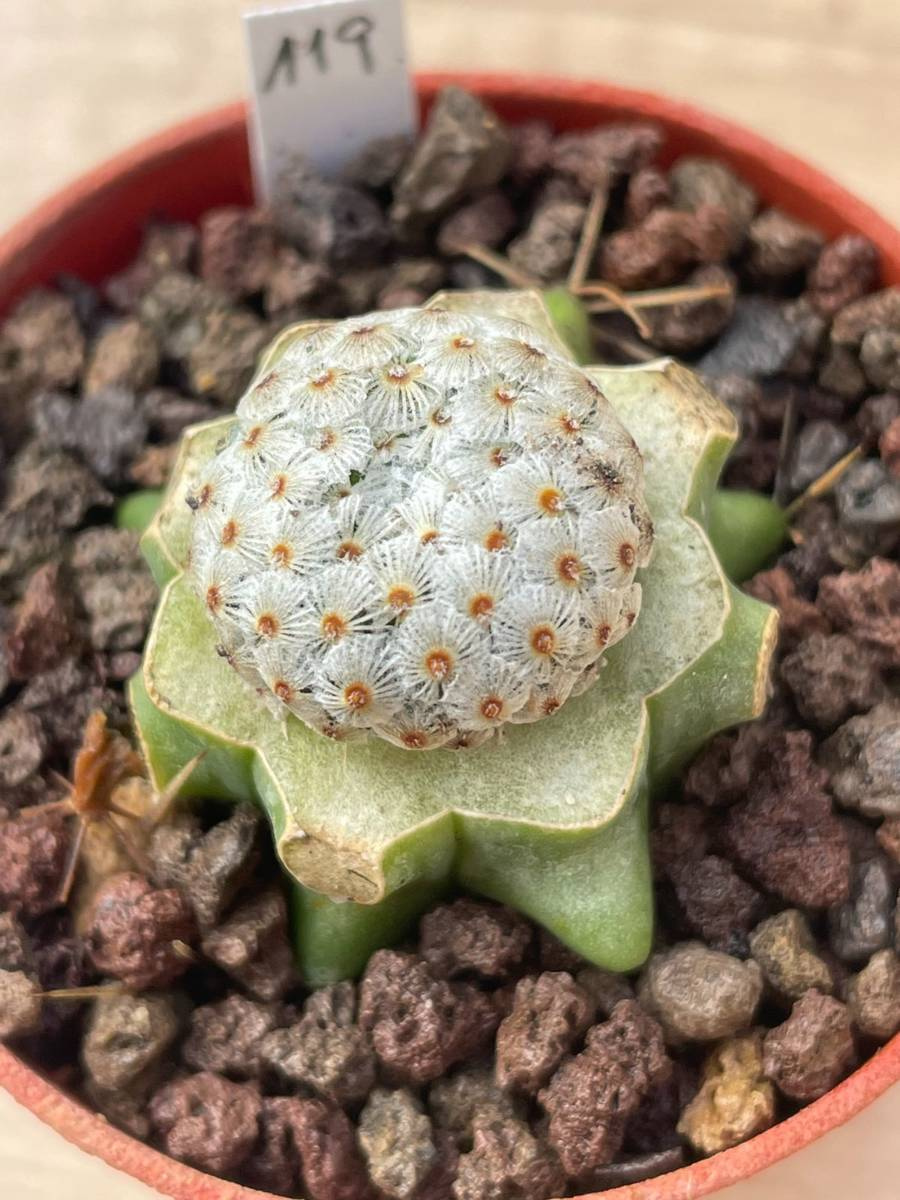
0, 73, 898, 1200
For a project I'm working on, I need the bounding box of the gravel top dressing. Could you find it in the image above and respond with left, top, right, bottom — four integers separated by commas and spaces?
1, 85, 899, 1200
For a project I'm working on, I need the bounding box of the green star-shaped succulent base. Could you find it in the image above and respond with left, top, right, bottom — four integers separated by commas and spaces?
130, 291, 777, 985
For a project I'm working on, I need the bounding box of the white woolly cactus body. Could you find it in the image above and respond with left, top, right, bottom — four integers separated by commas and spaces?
187, 307, 653, 749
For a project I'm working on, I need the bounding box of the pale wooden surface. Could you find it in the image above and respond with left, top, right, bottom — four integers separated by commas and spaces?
1, 0, 899, 231
1, 1, 898, 1196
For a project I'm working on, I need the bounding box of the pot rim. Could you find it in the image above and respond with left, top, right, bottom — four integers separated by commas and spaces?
0, 70, 898, 1200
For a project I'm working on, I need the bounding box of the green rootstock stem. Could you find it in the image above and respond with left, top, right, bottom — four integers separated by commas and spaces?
116, 489, 164, 535
707, 490, 788, 583
541, 287, 594, 364
292, 875, 453, 987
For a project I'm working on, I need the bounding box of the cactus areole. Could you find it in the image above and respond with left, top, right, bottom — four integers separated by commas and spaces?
131, 290, 778, 985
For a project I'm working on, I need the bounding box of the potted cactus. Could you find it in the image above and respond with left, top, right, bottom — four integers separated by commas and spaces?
0, 74, 898, 1200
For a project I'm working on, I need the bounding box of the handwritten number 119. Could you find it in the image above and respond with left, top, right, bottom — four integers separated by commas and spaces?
263, 16, 375, 92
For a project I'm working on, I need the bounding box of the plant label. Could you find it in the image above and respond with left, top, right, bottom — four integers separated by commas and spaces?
243, 0, 415, 200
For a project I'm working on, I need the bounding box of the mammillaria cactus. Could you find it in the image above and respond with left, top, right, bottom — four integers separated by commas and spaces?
132, 290, 777, 984
185, 303, 652, 747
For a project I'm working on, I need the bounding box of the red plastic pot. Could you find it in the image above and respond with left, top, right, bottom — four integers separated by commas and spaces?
0, 72, 898, 1200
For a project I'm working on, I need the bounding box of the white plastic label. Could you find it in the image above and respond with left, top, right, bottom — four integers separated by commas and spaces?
243, 0, 416, 200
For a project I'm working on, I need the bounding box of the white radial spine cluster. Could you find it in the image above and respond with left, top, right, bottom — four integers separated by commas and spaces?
187, 304, 653, 750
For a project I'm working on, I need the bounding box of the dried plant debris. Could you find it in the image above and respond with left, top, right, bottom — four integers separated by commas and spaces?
1, 84, 899, 1200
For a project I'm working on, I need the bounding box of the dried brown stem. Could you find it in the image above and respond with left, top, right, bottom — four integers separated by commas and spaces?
579, 281, 733, 312
591, 324, 659, 363
16, 797, 71, 819
40, 984, 127, 1001
783, 445, 863, 519
56, 814, 88, 905
102, 811, 153, 876
146, 751, 207, 828
448, 242, 539, 290
581, 283, 652, 339
773, 388, 799, 508
567, 178, 609, 292
171, 940, 198, 963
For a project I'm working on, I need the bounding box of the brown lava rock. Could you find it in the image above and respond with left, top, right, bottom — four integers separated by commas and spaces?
781, 633, 888, 730
428, 1064, 520, 1149
575, 966, 635, 1020
495, 971, 593, 1095
807, 233, 880, 317
453, 1118, 564, 1200
198, 207, 278, 301
150, 1071, 261, 1177
762, 991, 856, 1101
719, 729, 852, 907
817, 558, 900, 667
507, 199, 587, 284
289, 1096, 375, 1200
3, 289, 85, 390
260, 982, 375, 1106
550, 121, 662, 189
669, 156, 757, 253
200, 884, 296, 1002
419, 898, 532, 982
0, 708, 47, 792
880, 415, 900, 478
538, 1000, 671, 1179
182, 993, 281, 1080
84, 318, 160, 395
70, 527, 157, 652
746, 208, 823, 281
744, 565, 831, 648
0, 810, 70, 917
85, 871, 195, 990
667, 854, 764, 951
359, 950, 499, 1087
150, 806, 261, 931
5, 562, 84, 681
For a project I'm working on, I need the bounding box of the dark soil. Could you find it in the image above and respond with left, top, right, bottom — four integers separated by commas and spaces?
1, 84, 898, 1200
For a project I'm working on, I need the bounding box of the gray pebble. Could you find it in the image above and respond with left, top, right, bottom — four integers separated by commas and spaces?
836, 459, 900, 555
749, 910, 833, 1000
818, 344, 867, 400
0, 969, 41, 1039
82, 991, 181, 1091
789, 419, 852, 494
391, 86, 512, 230
828, 855, 895, 964
820, 701, 900, 820
358, 1087, 437, 1200
860, 327, 900, 392
637, 942, 762, 1043
699, 298, 800, 379
847, 949, 900, 1041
